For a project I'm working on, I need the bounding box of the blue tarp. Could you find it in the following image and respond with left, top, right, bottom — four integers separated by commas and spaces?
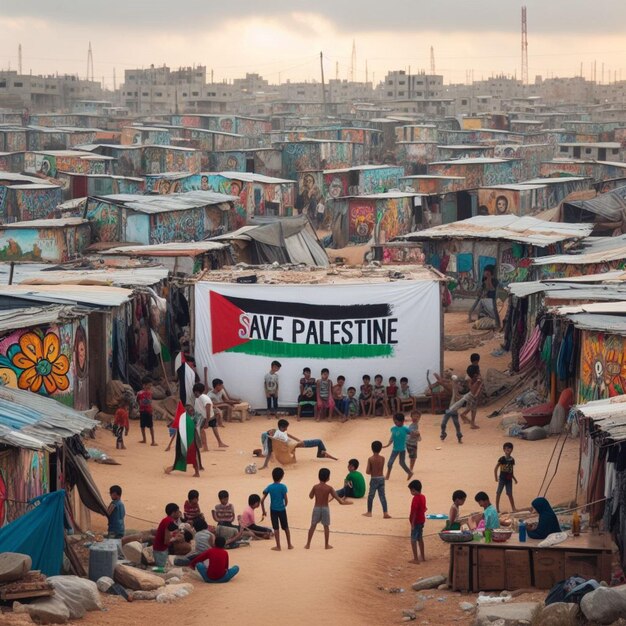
0, 490, 65, 576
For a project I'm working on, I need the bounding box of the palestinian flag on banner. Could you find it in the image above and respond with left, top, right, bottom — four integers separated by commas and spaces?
176, 352, 197, 406
209, 290, 399, 359
173, 402, 197, 472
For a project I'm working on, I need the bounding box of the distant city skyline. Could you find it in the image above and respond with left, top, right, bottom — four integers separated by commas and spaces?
2, 1, 625, 88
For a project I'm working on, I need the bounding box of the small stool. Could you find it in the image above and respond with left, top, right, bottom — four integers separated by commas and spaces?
231, 402, 251, 422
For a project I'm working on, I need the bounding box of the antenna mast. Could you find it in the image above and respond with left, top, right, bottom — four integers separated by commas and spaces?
18, 44, 22, 74
87, 42, 94, 81
430, 46, 435, 74
350, 40, 356, 82
521, 6, 528, 85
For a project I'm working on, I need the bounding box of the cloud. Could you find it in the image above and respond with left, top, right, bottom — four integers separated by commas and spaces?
3, 0, 626, 35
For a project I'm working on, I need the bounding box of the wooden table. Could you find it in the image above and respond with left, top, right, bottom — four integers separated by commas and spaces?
448, 533, 613, 592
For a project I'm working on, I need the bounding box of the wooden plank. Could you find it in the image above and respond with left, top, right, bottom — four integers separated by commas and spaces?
0, 589, 53, 601
477, 546, 506, 591
533, 549, 564, 589
505, 549, 532, 589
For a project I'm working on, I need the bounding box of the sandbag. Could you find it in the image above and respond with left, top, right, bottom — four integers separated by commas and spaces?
48, 576, 103, 619
520, 426, 548, 441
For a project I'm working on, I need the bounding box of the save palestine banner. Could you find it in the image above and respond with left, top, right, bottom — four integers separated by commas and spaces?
195, 280, 441, 409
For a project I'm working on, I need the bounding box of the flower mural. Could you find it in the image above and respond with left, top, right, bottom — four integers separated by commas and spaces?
8, 331, 70, 394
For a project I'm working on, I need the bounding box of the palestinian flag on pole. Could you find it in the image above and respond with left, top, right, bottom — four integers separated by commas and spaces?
176, 352, 197, 406
173, 402, 197, 472
209, 290, 399, 359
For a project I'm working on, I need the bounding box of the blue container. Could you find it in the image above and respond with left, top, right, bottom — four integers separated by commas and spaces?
518, 520, 527, 542
88, 540, 118, 582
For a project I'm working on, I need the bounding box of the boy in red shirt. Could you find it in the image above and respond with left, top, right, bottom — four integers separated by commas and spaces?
114, 399, 129, 450
190, 535, 239, 583
153, 503, 181, 569
408, 479, 427, 564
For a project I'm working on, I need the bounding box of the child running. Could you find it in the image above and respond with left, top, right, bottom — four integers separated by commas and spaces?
363, 441, 391, 519
304, 468, 351, 550
261, 467, 293, 551
384, 413, 413, 481
408, 479, 427, 564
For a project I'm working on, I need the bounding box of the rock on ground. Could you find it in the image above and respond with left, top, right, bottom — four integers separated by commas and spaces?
536, 602, 578, 625
164, 567, 184, 580
1, 612, 35, 625
96, 576, 115, 592
121, 541, 143, 564
459, 601, 475, 611
474, 602, 540, 625
48, 575, 103, 619
113, 564, 166, 591
581, 585, 626, 624
129, 589, 160, 601
0, 553, 32, 583
155, 582, 194, 603
411, 575, 447, 591
13, 597, 70, 625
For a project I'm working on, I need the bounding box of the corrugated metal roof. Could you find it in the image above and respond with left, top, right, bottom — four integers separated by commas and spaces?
7, 184, 61, 190
396, 215, 593, 246
323, 164, 399, 174
0, 218, 88, 229
564, 312, 626, 334
0, 305, 81, 332
532, 234, 626, 266
335, 191, 424, 200
103, 241, 227, 256
94, 191, 238, 214
481, 184, 547, 191
0, 284, 133, 307
428, 157, 510, 165
15, 267, 169, 289
564, 185, 626, 221
0, 173, 49, 184
556, 301, 626, 315
575, 395, 626, 442
0, 386, 98, 450
521, 177, 590, 185
216, 171, 296, 184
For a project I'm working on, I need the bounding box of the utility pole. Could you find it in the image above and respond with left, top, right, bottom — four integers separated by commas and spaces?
430, 46, 435, 74
18, 44, 22, 75
350, 40, 356, 82
113, 67, 116, 91
320, 51, 327, 113
87, 42, 94, 82
365, 60, 369, 83
335, 61, 339, 80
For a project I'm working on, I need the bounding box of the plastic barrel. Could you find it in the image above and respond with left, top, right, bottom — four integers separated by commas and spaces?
88, 540, 118, 582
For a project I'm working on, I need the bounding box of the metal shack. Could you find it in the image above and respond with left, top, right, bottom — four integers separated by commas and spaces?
395, 215, 593, 296
0, 217, 91, 262
85, 190, 238, 244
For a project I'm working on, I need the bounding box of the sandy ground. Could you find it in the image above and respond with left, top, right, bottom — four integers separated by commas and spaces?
83, 312, 580, 626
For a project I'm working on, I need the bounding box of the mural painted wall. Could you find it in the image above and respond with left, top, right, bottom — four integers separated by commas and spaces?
7, 186, 64, 222
0, 152, 24, 173
151, 206, 226, 243
0, 130, 27, 152
498, 243, 533, 285
86, 200, 123, 242
348, 200, 375, 244
145, 174, 201, 194
0, 224, 89, 262
478, 189, 521, 215
535, 258, 626, 281
375, 197, 413, 243
0, 319, 89, 410
360, 166, 404, 194
142, 147, 201, 175
579, 331, 626, 403
428, 161, 516, 189
401, 176, 465, 195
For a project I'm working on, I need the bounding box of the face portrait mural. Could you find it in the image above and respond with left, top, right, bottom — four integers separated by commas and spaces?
74, 324, 87, 381
201, 175, 209, 191
226, 156, 239, 170
328, 177, 344, 199
495, 195, 509, 214
229, 181, 242, 197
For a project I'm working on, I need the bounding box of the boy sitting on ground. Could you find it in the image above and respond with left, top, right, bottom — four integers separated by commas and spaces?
297, 367, 317, 421
209, 378, 241, 423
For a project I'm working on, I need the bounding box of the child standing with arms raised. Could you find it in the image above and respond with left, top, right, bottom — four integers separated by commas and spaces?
408, 479, 427, 564
362, 441, 391, 519
261, 467, 293, 551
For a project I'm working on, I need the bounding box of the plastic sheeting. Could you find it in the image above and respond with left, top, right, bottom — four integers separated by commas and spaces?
0, 490, 65, 576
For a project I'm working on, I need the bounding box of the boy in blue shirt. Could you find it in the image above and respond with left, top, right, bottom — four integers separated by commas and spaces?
383, 413, 413, 481
106, 485, 125, 538
261, 467, 293, 551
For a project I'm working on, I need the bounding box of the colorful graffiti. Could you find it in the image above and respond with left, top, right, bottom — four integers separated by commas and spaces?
579, 331, 626, 402
348, 202, 375, 244
478, 189, 518, 215
0, 320, 88, 409
11, 186, 64, 221
86, 200, 122, 242
536, 259, 626, 281
376, 197, 413, 243
0, 130, 27, 152
498, 244, 532, 285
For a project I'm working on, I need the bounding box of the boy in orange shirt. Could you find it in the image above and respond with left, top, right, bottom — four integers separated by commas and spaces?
114, 399, 129, 450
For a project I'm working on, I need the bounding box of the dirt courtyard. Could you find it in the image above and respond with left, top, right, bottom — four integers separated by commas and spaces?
84, 313, 580, 626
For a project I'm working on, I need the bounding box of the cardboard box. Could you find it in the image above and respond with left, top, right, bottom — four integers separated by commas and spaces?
505, 549, 532, 589
533, 550, 564, 588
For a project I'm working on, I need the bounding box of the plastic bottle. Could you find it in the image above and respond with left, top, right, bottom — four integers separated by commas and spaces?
484, 529, 492, 543
518, 520, 527, 542
572, 511, 581, 536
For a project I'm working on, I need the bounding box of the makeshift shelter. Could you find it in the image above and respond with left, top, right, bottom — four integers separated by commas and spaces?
0, 386, 105, 533
211, 216, 329, 267
395, 215, 593, 296
558, 185, 626, 234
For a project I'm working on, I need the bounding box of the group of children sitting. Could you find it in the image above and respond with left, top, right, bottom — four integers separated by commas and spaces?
264, 360, 420, 422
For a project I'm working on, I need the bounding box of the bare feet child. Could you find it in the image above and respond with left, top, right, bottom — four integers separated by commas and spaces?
383, 413, 413, 481
261, 467, 293, 551
408, 479, 427, 563
406, 410, 422, 472
137, 377, 157, 446
363, 441, 391, 519
495, 442, 517, 512
264, 360, 281, 419
304, 468, 352, 550
193, 383, 228, 449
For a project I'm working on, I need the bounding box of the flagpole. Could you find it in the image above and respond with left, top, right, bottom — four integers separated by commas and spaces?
159, 351, 173, 395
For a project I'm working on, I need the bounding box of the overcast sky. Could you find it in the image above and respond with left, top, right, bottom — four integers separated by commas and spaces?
2, 1, 625, 87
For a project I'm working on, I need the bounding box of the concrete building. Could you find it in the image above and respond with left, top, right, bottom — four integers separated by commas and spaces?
379, 71, 445, 101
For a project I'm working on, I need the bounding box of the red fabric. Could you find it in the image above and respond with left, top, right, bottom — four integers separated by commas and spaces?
558, 388, 574, 410
190, 547, 229, 579
114, 408, 129, 429
137, 390, 153, 414
153, 515, 175, 551
409, 494, 427, 525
